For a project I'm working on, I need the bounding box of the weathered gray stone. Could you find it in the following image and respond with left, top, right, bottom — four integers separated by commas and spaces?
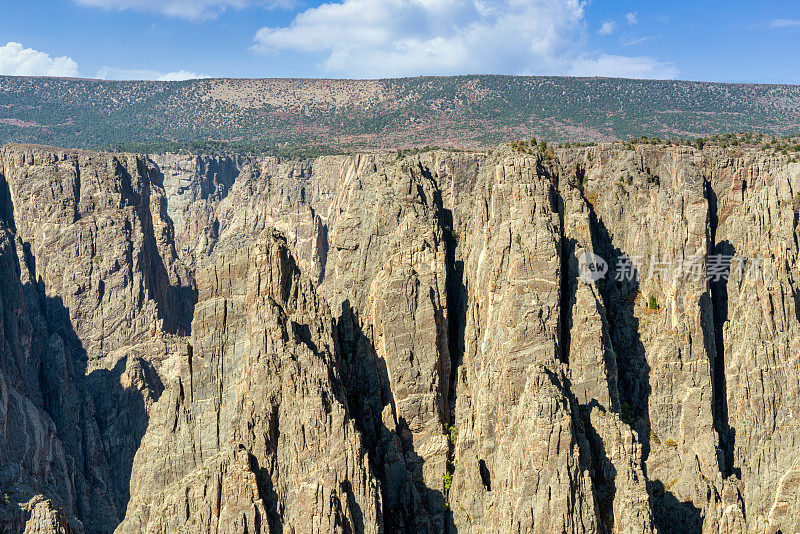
1, 142, 799, 533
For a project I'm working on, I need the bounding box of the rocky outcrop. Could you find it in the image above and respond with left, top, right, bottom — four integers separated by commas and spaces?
118, 230, 381, 533
701, 149, 800, 533
152, 153, 456, 530
1, 142, 799, 533
0, 146, 190, 533
445, 155, 599, 531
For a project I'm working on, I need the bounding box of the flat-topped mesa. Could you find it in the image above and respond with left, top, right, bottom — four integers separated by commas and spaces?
3, 76, 800, 149
0, 141, 798, 533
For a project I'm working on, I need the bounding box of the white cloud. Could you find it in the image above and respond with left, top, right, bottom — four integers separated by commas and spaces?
769, 19, 800, 29
0, 42, 205, 81
623, 35, 655, 46
570, 54, 679, 80
156, 70, 207, 80
95, 66, 208, 80
625, 11, 638, 25
598, 20, 617, 36
74, 0, 292, 21
0, 42, 79, 77
253, 0, 589, 77
252, 0, 678, 80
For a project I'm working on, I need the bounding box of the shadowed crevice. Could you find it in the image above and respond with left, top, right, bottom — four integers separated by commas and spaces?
0, 171, 16, 234
335, 300, 455, 533
703, 179, 738, 478
550, 184, 577, 365
132, 161, 198, 336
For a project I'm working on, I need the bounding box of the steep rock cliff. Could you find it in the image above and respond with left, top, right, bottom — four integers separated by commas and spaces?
118, 230, 382, 533
0, 146, 191, 533
0, 142, 799, 534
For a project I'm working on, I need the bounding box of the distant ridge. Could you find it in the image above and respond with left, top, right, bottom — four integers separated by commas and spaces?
1, 74, 799, 150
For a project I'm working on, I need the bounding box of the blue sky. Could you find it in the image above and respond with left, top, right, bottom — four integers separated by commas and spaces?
0, 0, 798, 82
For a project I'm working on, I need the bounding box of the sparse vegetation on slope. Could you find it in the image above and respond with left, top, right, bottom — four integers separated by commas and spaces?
2, 75, 799, 151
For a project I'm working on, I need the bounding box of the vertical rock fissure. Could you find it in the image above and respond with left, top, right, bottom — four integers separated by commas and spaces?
556, 174, 620, 527
441, 202, 463, 529
584, 198, 652, 451
704, 178, 736, 478
72, 159, 81, 223
442, 208, 463, 425
555, 186, 571, 365
425, 164, 465, 530
545, 160, 574, 366
0, 170, 15, 234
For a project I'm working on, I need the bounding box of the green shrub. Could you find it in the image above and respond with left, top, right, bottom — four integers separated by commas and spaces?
443, 226, 459, 243
650, 431, 661, 445
620, 399, 635, 425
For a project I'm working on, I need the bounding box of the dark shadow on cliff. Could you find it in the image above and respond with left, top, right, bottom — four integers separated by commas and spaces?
422, 163, 466, 425
39, 294, 164, 532
582, 183, 710, 531
585, 206, 652, 449
704, 181, 739, 479
548, 167, 641, 529
439, 206, 466, 424
336, 300, 456, 533
0, 171, 16, 234
433, 177, 467, 534
0, 159, 183, 532
577, 192, 658, 529
707, 239, 738, 478
650, 481, 702, 534
132, 160, 198, 336
11, 224, 166, 532
85, 354, 163, 522
550, 186, 578, 365
243, 443, 283, 534
582, 399, 618, 530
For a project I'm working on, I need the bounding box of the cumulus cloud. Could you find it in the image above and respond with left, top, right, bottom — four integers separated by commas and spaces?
570, 54, 678, 80
625, 12, 638, 25
74, 0, 291, 21
597, 20, 617, 36
95, 66, 208, 80
254, 0, 584, 77
253, 0, 588, 77
0, 42, 79, 77
252, 0, 678, 79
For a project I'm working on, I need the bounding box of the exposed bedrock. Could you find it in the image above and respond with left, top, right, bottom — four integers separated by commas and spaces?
0, 142, 798, 533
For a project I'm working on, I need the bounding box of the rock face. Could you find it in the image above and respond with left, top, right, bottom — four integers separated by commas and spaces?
117, 230, 382, 533
0, 146, 190, 533
1, 142, 799, 533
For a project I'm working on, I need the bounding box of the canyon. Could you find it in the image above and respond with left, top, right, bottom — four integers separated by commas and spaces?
0, 141, 798, 533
